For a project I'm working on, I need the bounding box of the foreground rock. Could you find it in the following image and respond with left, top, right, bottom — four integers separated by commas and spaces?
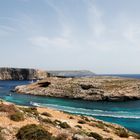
0, 67, 49, 80
15, 76, 140, 101
0, 100, 139, 140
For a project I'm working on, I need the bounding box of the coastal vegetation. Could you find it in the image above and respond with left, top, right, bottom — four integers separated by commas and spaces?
0, 101, 139, 140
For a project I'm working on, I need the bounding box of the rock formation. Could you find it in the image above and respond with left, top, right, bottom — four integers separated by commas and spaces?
15, 76, 140, 101
0, 67, 49, 80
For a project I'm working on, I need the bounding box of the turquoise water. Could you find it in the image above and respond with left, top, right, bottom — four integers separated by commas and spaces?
0, 80, 140, 134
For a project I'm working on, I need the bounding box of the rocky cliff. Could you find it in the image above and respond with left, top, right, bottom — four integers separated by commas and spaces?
15, 76, 140, 101
0, 67, 49, 80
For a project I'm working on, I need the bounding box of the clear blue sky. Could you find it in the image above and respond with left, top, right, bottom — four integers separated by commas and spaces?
0, 0, 140, 74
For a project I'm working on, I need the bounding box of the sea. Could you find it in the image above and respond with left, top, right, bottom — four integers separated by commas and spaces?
0, 74, 140, 134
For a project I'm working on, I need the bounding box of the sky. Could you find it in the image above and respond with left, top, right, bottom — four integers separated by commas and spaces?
0, 0, 140, 74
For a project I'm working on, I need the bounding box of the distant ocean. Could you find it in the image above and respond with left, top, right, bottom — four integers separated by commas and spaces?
0, 74, 140, 134
97, 74, 140, 79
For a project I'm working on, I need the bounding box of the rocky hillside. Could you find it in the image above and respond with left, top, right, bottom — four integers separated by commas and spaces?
48, 70, 95, 78
0, 100, 139, 140
0, 68, 49, 80
15, 76, 140, 101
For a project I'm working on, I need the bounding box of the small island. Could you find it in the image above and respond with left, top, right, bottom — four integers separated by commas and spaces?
15, 76, 140, 101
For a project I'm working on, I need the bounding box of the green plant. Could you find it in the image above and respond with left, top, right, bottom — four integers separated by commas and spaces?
80, 116, 90, 122
69, 116, 74, 119
115, 128, 129, 138
41, 112, 52, 117
0, 104, 18, 114
75, 125, 82, 129
78, 120, 86, 124
20, 107, 39, 116
42, 118, 53, 124
0, 134, 4, 140
10, 112, 24, 122
55, 133, 69, 140
53, 120, 61, 125
59, 122, 71, 129
16, 124, 53, 140
87, 132, 103, 140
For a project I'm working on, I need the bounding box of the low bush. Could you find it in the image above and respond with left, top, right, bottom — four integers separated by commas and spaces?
116, 128, 129, 138
41, 112, 52, 117
59, 122, 71, 129
0, 104, 18, 114
69, 116, 74, 119
80, 116, 90, 122
10, 112, 24, 122
42, 118, 53, 124
53, 120, 61, 125
78, 120, 86, 124
16, 124, 53, 140
55, 133, 69, 140
75, 125, 82, 129
0, 134, 4, 140
20, 107, 39, 116
87, 132, 103, 140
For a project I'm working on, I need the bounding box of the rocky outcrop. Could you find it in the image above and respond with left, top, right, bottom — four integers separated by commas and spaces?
0, 67, 49, 80
15, 76, 140, 101
48, 70, 95, 77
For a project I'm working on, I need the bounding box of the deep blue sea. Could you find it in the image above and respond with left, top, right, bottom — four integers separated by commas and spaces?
0, 74, 140, 134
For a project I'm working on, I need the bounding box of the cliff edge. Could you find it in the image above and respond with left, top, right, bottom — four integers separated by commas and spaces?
0, 67, 49, 80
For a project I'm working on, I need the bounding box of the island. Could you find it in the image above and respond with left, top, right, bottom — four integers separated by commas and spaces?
15, 76, 140, 101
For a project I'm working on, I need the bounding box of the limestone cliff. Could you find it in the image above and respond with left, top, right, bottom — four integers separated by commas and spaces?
0, 67, 49, 80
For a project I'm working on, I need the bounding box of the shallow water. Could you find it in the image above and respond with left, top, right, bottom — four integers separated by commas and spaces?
0, 80, 140, 134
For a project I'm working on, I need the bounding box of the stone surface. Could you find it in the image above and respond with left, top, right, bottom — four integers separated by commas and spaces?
0, 67, 49, 80
15, 76, 140, 101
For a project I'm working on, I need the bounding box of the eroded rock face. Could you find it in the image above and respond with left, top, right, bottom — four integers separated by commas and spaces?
0, 68, 49, 80
15, 76, 140, 101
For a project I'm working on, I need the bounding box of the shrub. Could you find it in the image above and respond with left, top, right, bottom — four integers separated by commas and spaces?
10, 112, 24, 122
16, 124, 52, 140
80, 116, 90, 122
105, 138, 113, 140
53, 120, 61, 125
0, 134, 4, 140
20, 107, 39, 116
116, 128, 129, 138
0, 104, 18, 114
87, 132, 103, 140
59, 122, 71, 129
78, 120, 86, 124
41, 112, 52, 117
42, 118, 53, 124
75, 125, 82, 129
69, 116, 74, 119
55, 133, 69, 140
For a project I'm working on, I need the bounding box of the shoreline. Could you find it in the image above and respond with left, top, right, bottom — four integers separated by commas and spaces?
0, 99, 140, 140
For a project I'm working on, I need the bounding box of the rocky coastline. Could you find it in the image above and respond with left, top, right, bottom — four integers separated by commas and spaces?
0, 99, 139, 140
15, 76, 140, 101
